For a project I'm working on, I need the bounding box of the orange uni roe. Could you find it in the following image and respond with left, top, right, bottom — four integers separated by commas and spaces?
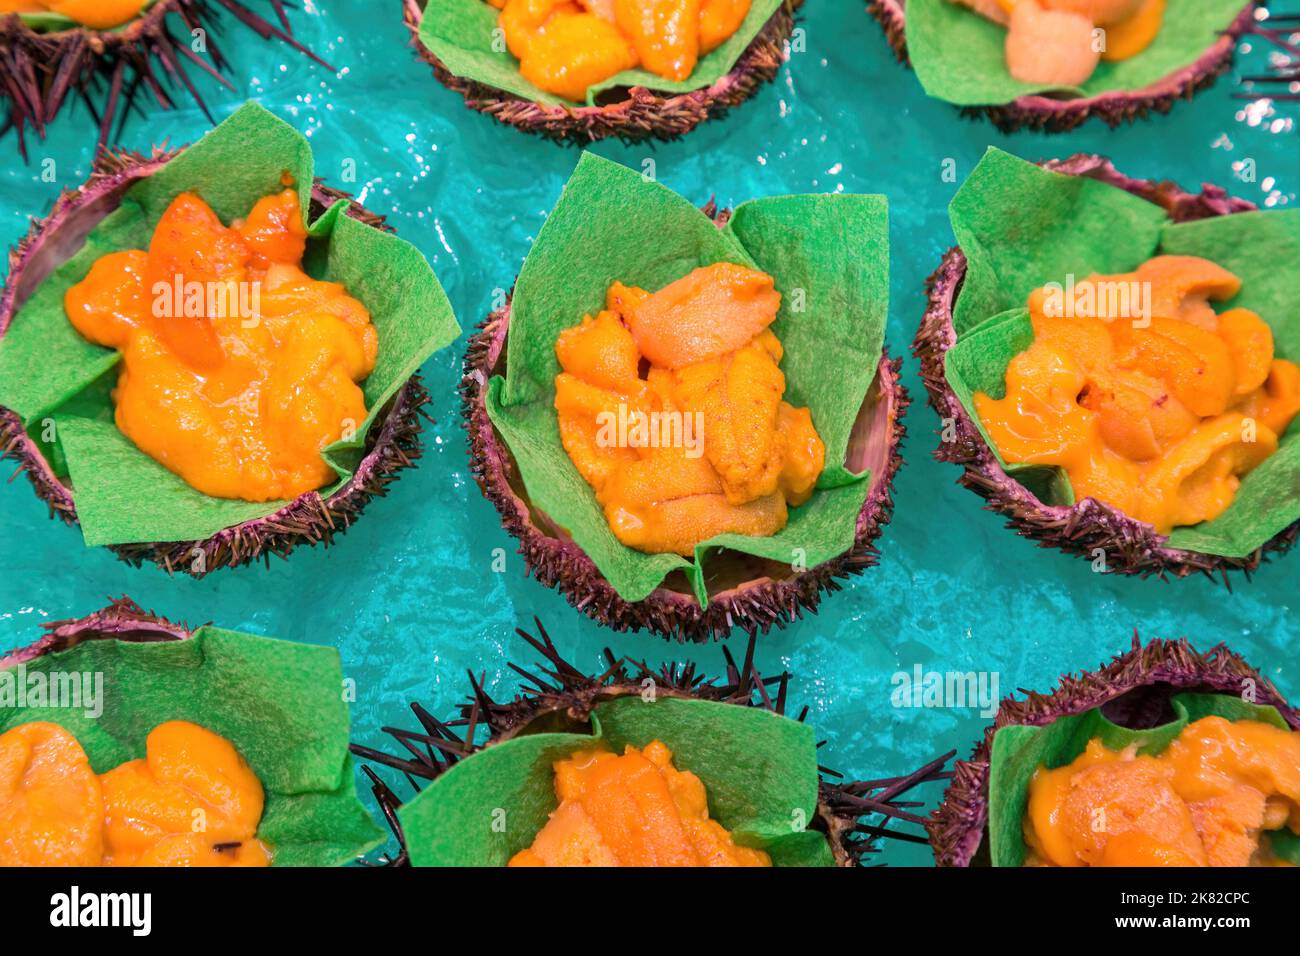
64, 187, 378, 502
955, 0, 1166, 87
0, 722, 104, 867
0, 719, 271, 867
100, 721, 271, 867
1024, 716, 1300, 867
494, 0, 751, 101
974, 255, 1300, 534
553, 262, 825, 556
0, 0, 147, 30
508, 740, 771, 867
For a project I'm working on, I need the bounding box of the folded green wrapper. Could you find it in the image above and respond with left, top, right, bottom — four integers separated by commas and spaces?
904, 0, 1245, 108
418, 0, 783, 106
988, 692, 1300, 867
0, 626, 386, 866
942, 147, 1300, 559
487, 152, 889, 605
0, 102, 460, 547
396, 695, 834, 866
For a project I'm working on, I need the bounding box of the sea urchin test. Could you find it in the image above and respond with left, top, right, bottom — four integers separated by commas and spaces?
975, 255, 1300, 534
0, 720, 271, 867
0, 0, 147, 29
554, 262, 825, 556
491, 0, 752, 101
64, 187, 378, 502
1024, 716, 1300, 866
509, 740, 771, 866
953, 0, 1166, 86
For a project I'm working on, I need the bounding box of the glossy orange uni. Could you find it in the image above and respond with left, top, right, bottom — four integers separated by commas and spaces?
64, 187, 378, 503
0, 719, 271, 867
1024, 716, 1300, 867
975, 255, 1300, 534
509, 740, 771, 866
494, 0, 751, 100
553, 262, 825, 556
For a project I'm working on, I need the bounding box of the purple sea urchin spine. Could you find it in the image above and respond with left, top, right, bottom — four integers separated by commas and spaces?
352, 618, 955, 867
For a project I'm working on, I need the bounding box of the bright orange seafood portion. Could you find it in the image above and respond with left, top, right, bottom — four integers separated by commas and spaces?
1024, 716, 1300, 867
955, 0, 1164, 86
0, 0, 146, 29
553, 262, 825, 556
64, 187, 378, 503
0, 722, 104, 867
975, 255, 1299, 534
496, 0, 749, 100
100, 721, 271, 868
509, 740, 772, 867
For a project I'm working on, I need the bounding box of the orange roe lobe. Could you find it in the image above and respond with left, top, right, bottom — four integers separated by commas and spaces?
0, 722, 104, 867
552, 263, 825, 556
954, 0, 1164, 86
495, 0, 748, 100
508, 740, 772, 867
974, 254, 1300, 535
63, 188, 378, 503
101, 721, 271, 868
1024, 717, 1300, 867
0, 0, 147, 29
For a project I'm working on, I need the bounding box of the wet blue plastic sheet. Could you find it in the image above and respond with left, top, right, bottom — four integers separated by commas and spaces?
0, 1, 1295, 865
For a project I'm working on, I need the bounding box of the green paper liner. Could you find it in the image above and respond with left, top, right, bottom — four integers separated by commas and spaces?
903, 0, 1247, 108
988, 692, 1300, 867
395, 695, 832, 867
486, 152, 888, 606
0, 606, 386, 867
0, 102, 460, 548
417, 0, 784, 106
941, 147, 1300, 560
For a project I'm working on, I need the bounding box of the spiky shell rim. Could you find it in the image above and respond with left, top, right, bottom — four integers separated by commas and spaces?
911, 152, 1299, 579
0, 149, 432, 578
866, 0, 1257, 133
351, 617, 954, 867
926, 633, 1300, 867
0, 596, 190, 670
402, 0, 802, 144
459, 229, 908, 643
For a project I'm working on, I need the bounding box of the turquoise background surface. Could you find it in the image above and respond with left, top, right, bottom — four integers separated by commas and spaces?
0, 1, 1294, 865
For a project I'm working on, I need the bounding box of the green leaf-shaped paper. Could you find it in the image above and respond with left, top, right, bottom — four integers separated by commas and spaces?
395, 694, 833, 866
904, 0, 1245, 108
987, 693, 1295, 867
487, 152, 889, 605
417, 0, 783, 106
942, 147, 1300, 558
0, 102, 461, 547
0, 627, 386, 867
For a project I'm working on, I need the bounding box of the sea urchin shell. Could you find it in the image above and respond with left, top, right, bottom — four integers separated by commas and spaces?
0, 148, 432, 578
461, 208, 907, 642
0, 596, 190, 670
927, 633, 1299, 867
403, 0, 802, 143
867, 0, 1257, 133
352, 617, 954, 867
912, 153, 1298, 580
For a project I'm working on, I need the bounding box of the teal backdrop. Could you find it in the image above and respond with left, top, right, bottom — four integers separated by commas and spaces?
0, 1, 1294, 865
